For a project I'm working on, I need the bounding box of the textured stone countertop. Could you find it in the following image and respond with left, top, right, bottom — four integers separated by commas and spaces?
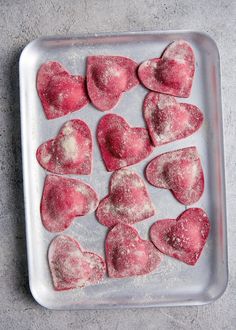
0, 1, 235, 329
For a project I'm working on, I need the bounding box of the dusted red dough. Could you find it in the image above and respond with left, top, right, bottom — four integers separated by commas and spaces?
87, 56, 139, 111
143, 92, 203, 146
150, 208, 210, 265
138, 40, 195, 97
48, 235, 106, 290
96, 168, 155, 227
97, 114, 153, 171
36, 119, 92, 175
41, 175, 99, 232
106, 224, 162, 278
37, 61, 89, 119
146, 147, 204, 205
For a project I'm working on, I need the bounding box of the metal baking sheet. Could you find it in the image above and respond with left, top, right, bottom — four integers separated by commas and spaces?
19, 31, 228, 309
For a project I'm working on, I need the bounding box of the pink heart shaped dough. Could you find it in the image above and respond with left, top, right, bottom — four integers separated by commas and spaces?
106, 223, 162, 278
48, 235, 106, 290
150, 208, 210, 265
138, 40, 195, 97
36, 119, 92, 175
41, 175, 99, 232
143, 92, 203, 146
146, 147, 204, 205
87, 55, 139, 111
97, 114, 154, 171
37, 61, 89, 119
96, 168, 155, 227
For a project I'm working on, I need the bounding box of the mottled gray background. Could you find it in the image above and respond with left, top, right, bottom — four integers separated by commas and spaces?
0, 0, 235, 329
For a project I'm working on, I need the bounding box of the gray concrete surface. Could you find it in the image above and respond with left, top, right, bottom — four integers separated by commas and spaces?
0, 0, 235, 329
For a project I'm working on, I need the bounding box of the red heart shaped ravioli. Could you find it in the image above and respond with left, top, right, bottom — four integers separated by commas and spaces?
97, 114, 153, 171
48, 235, 106, 290
138, 40, 195, 97
146, 147, 204, 205
150, 208, 210, 265
41, 175, 99, 232
106, 224, 162, 278
143, 92, 203, 146
36, 119, 92, 175
96, 168, 155, 227
37, 61, 89, 119
87, 56, 139, 111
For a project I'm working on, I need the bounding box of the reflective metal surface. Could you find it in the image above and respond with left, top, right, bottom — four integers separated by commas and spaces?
19, 31, 228, 309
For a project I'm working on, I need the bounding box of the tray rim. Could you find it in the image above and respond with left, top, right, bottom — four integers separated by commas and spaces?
19, 29, 228, 310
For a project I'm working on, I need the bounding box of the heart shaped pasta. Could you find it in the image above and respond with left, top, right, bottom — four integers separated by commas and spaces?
146, 147, 204, 205
48, 235, 106, 290
37, 61, 89, 119
106, 223, 162, 278
87, 55, 139, 111
150, 208, 210, 265
41, 175, 99, 232
143, 92, 203, 146
96, 168, 155, 227
97, 114, 153, 171
36, 119, 92, 175
138, 40, 195, 97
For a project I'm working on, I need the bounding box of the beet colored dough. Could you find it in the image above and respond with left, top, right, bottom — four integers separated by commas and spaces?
41, 175, 99, 232
143, 92, 203, 146
37, 61, 89, 119
97, 114, 154, 171
96, 168, 155, 227
36, 119, 92, 175
146, 147, 204, 205
87, 55, 139, 111
48, 235, 106, 290
150, 208, 210, 265
138, 40, 195, 97
106, 223, 162, 278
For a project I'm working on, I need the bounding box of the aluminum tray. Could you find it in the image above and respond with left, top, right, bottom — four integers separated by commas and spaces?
19, 31, 228, 309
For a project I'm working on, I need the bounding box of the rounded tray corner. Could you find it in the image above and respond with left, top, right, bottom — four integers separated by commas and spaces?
29, 279, 55, 310
19, 38, 43, 68
191, 31, 220, 59
202, 271, 228, 306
